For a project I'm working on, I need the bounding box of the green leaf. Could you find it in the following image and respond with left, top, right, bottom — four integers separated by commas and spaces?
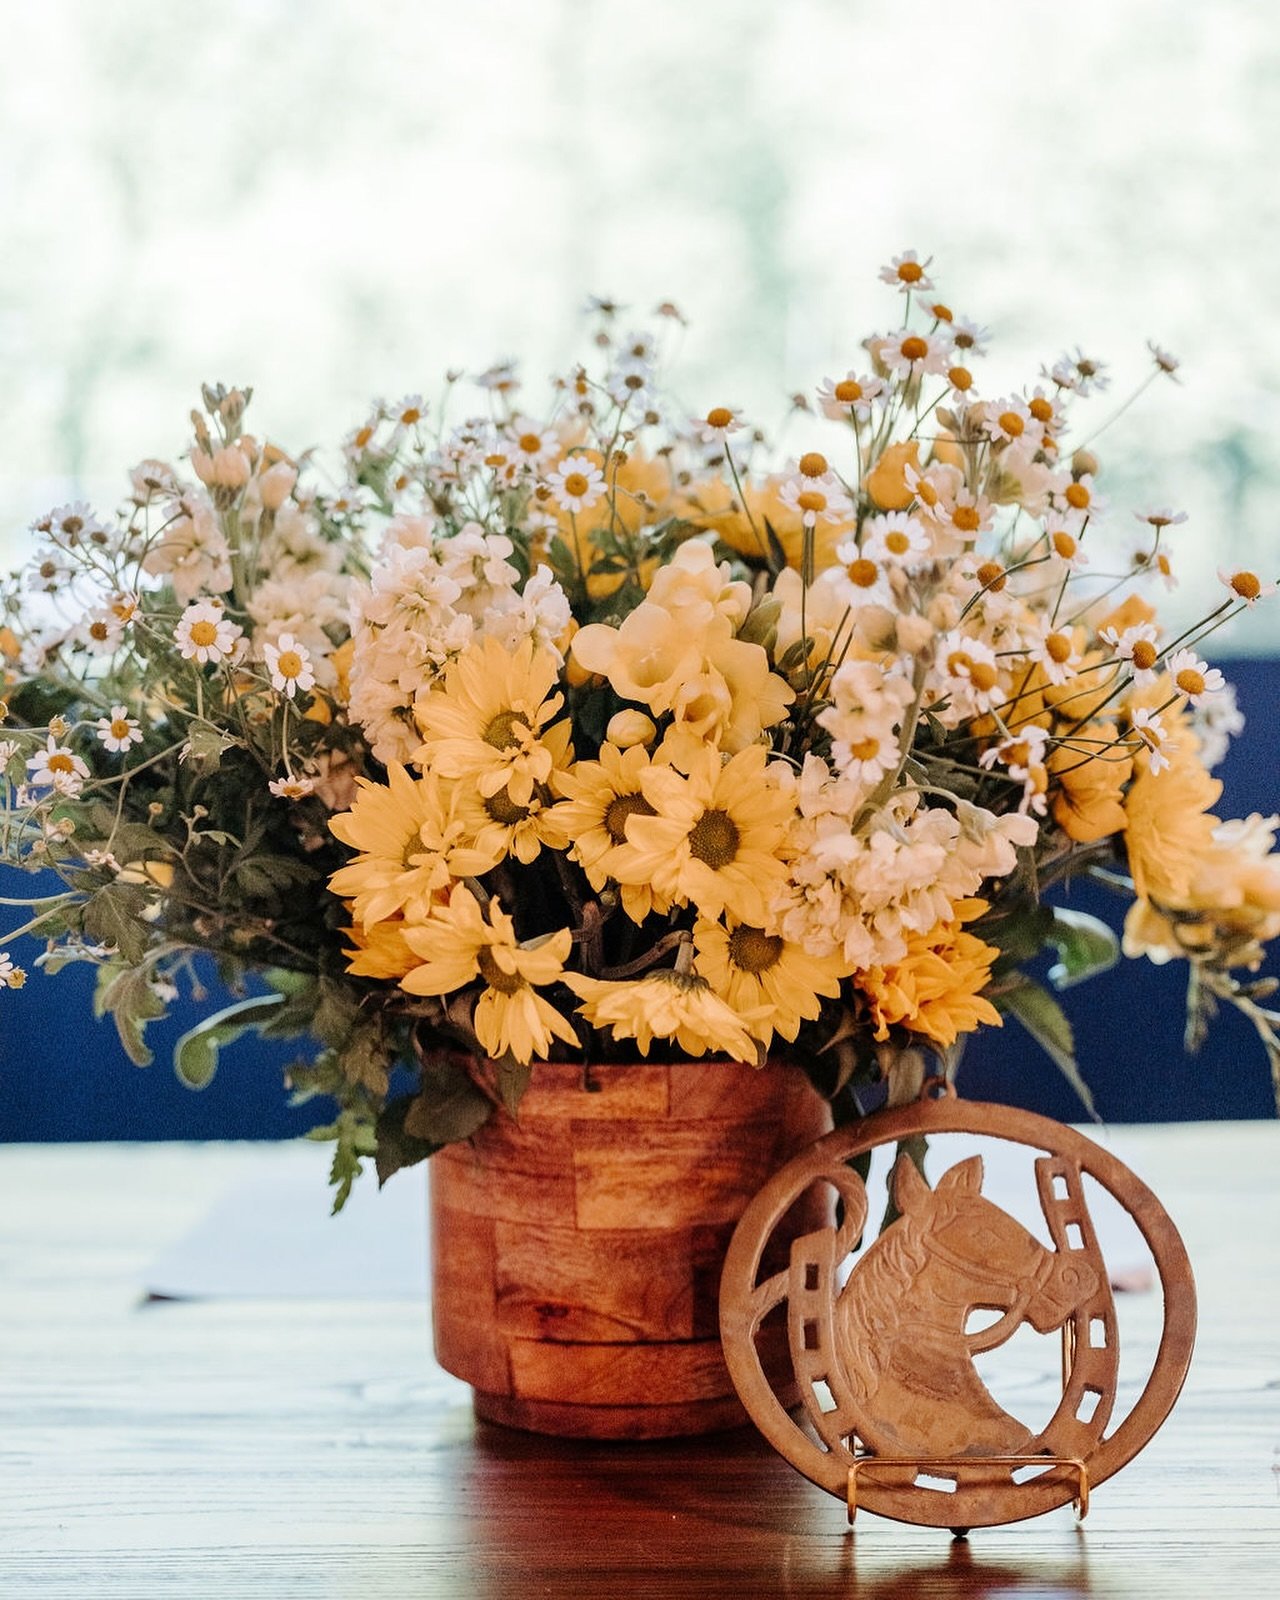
82, 883, 152, 965
1047, 908, 1120, 990
373, 1095, 446, 1189
94, 962, 167, 1067
995, 975, 1098, 1119
182, 724, 236, 771
985, 901, 1055, 976
495, 1057, 532, 1120
172, 993, 286, 1090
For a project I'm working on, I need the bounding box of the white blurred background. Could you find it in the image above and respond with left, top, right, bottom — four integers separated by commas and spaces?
4, 0, 1277, 646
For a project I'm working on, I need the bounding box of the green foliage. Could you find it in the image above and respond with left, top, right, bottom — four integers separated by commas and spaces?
93, 961, 167, 1067
82, 883, 153, 965
1047, 908, 1120, 989
172, 993, 287, 1089
995, 974, 1098, 1119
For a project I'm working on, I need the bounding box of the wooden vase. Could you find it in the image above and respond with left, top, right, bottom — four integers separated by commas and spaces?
429, 1059, 832, 1439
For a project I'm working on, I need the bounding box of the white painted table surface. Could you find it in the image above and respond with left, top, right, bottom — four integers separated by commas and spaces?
1, 1126, 1278, 1598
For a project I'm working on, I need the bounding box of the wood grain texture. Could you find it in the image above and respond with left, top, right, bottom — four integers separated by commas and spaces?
430, 1061, 832, 1435
0, 1125, 1278, 1597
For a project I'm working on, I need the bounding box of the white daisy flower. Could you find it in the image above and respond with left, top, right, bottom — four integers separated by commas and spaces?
982, 397, 1040, 448
77, 610, 124, 656
507, 418, 558, 470
82, 847, 123, 872
1218, 567, 1277, 605
1056, 473, 1106, 524
26, 734, 90, 792
27, 546, 75, 593
1132, 544, 1178, 590
0, 739, 20, 769
1166, 648, 1226, 706
935, 630, 1002, 710
1051, 349, 1110, 396
175, 600, 243, 665
391, 394, 428, 427
47, 501, 111, 549
778, 472, 853, 530
879, 250, 934, 293
863, 511, 931, 568
95, 706, 144, 754
1031, 627, 1080, 687
1134, 507, 1188, 531
546, 457, 606, 514
1131, 706, 1176, 775
878, 327, 953, 377
1045, 521, 1089, 570
1099, 621, 1160, 684
1191, 683, 1244, 769
1148, 341, 1181, 380
949, 317, 991, 357
831, 541, 894, 609
268, 774, 317, 800
816, 372, 884, 421
0, 951, 27, 990
693, 406, 745, 445
263, 633, 317, 699
475, 360, 520, 395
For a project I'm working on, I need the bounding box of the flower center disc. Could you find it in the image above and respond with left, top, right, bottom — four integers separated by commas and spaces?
603, 791, 656, 844
483, 709, 531, 751
485, 790, 532, 826
727, 925, 783, 974
688, 808, 740, 868
477, 946, 525, 994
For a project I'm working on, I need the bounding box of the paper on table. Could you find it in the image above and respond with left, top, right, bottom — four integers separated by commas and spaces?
141, 1127, 1152, 1302
143, 1146, 428, 1300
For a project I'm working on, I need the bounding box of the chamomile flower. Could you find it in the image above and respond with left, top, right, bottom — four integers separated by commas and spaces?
175, 601, 243, 665
949, 318, 991, 357
1057, 473, 1105, 524
879, 250, 934, 293
268, 775, 317, 800
264, 633, 317, 699
816, 372, 883, 421
1148, 341, 1181, 380
1218, 567, 1277, 605
1134, 507, 1188, 531
863, 511, 931, 568
25, 735, 89, 793
0, 739, 20, 768
391, 394, 428, 428
777, 471, 853, 530
77, 610, 124, 656
879, 327, 953, 377
693, 406, 745, 445
546, 456, 606, 514
982, 397, 1039, 448
1166, 648, 1226, 706
507, 418, 557, 470
1133, 544, 1178, 590
0, 952, 28, 990
1032, 628, 1081, 687
95, 706, 144, 754
1099, 621, 1161, 683
1045, 521, 1089, 570
1130, 707, 1176, 775
1051, 349, 1110, 396
831, 542, 893, 609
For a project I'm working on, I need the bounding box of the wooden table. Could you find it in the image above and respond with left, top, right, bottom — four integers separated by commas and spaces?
2, 1126, 1278, 1597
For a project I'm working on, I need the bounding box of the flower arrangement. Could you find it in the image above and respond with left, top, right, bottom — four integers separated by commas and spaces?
3, 254, 1278, 1207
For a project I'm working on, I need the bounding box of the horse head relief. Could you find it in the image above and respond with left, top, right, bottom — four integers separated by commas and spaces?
827, 1153, 1103, 1458
719, 1098, 1195, 1529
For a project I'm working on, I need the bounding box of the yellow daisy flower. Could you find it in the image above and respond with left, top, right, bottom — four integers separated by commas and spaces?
564, 969, 764, 1062
453, 773, 572, 866
342, 918, 419, 981
616, 744, 792, 925
855, 900, 1002, 1048
692, 914, 849, 1047
552, 743, 669, 922
400, 889, 578, 1064
413, 635, 569, 806
329, 765, 501, 929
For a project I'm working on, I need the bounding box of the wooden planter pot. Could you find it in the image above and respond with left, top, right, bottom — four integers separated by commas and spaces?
429, 1059, 832, 1439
